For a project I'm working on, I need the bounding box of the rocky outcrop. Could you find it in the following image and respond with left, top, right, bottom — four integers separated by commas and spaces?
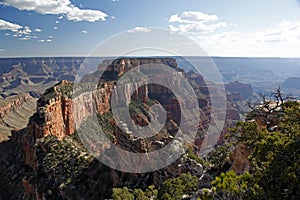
226, 109, 240, 121
21, 81, 75, 169
30, 81, 75, 139
282, 77, 300, 89
36, 96, 74, 139
225, 81, 253, 100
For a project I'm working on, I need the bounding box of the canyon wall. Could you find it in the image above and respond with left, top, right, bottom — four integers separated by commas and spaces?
0, 94, 32, 118
0, 94, 36, 141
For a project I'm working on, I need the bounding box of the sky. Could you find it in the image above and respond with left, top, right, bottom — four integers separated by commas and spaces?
0, 0, 300, 58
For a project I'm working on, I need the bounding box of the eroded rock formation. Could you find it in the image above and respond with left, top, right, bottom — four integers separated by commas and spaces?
0, 57, 244, 199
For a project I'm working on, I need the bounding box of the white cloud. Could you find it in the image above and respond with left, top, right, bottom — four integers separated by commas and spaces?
169, 11, 227, 33
1, 0, 108, 22
169, 11, 218, 24
19, 37, 31, 40
34, 28, 42, 32
17, 26, 31, 35
128, 27, 151, 33
0, 19, 35, 38
53, 26, 58, 30
111, 16, 116, 19
0, 49, 5, 54
38, 37, 52, 42
55, 20, 60, 24
82, 30, 87, 34
0, 19, 22, 32
66, 6, 107, 22
193, 20, 300, 57
166, 12, 300, 57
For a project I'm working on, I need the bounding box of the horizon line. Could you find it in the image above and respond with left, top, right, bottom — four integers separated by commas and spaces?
0, 55, 300, 59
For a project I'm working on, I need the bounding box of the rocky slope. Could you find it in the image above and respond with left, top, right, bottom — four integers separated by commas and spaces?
0, 94, 37, 140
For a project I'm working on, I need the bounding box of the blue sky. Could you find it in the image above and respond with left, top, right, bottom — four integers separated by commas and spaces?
0, 0, 299, 57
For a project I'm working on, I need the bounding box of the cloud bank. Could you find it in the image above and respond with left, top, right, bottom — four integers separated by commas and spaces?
195, 20, 300, 57
169, 11, 227, 33
0, 19, 22, 32
1, 0, 108, 22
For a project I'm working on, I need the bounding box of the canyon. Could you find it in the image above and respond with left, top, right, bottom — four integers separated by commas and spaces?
0, 57, 255, 142
0, 57, 252, 199
0, 58, 208, 199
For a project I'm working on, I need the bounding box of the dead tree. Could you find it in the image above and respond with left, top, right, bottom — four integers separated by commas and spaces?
246, 87, 294, 131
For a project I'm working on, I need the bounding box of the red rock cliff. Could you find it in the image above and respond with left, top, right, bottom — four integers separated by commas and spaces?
20, 81, 79, 169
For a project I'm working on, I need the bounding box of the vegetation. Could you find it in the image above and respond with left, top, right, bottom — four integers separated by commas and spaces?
157, 173, 198, 200
206, 144, 232, 174
112, 187, 134, 200
97, 112, 116, 141
201, 99, 300, 199
111, 173, 198, 200
34, 134, 95, 199
112, 185, 158, 200
43, 80, 74, 101
210, 171, 260, 199
187, 147, 210, 168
